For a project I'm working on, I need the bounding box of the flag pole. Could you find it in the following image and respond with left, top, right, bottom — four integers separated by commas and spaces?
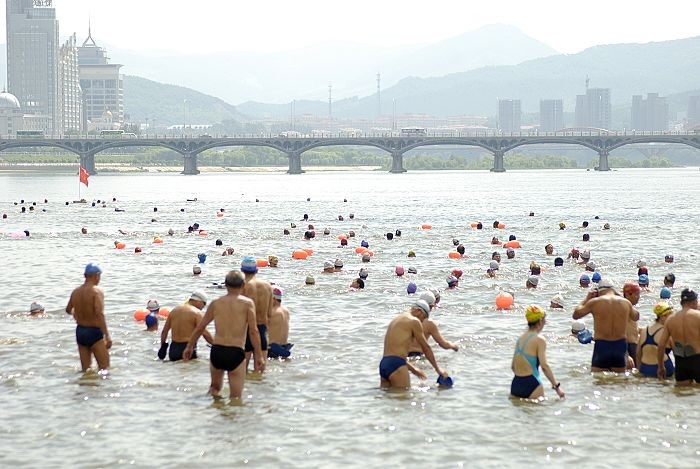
78, 160, 81, 201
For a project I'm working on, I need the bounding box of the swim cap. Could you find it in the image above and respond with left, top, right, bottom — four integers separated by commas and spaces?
413, 299, 430, 317
580, 274, 591, 284
457, 244, 465, 255
407, 250, 416, 258
324, 260, 334, 270
527, 275, 539, 286
559, 222, 566, 229
386, 232, 393, 240
190, 291, 207, 304
591, 272, 602, 283
506, 247, 515, 254
680, 288, 697, 304
358, 268, 369, 279
145, 313, 158, 328
664, 273, 675, 284
597, 278, 613, 291
554, 257, 564, 267
361, 240, 369, 248
215, 239, 223, 246
348, 230, 356, 237
419, 291, 436, 307
198, 253, 207, 263
571, 320, 586, 332
395, 265, 405, 276
146, 299, 160, 311
407, 266, 417, 274
361, 252, 371, 262
509, 235, 516, 241
324, 228, 330, 235
168, 228, 174, 235
452, 238, 460, 246
268, 255, 278, 263
241, 256, 258, 273
660, 287, 672, 299
489, 260, 500, 270
334, 258, 344, 268
586, 261, 597, 271
665, 254, 674, 262
638, 274, 649, 285
272, 286, 283, 300
452, 269, 463, 279
623, 282, 640, 295
446, 275, 458, 286
637, 259, 647, 268
340, 239, 348, 246
305, 275, 315, 285
84, 262, 102, 275
29, 301, 45, 313
551, 295, 564, 307
407, 282, 417, 294
193, 265, 202, 275
525, 305, 545, 323
654, 301, 673, 317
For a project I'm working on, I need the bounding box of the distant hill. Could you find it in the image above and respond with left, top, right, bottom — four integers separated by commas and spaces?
238, 35, 700, 120
123, 75, 246, 126
108, 24, 557, 105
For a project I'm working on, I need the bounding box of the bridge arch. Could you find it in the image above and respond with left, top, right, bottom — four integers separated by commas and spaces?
400, 138, 497, 154
500, 138, 603, 154
0, 141, 83, 156
606, 137, 700, 153
295, 139, 395, 155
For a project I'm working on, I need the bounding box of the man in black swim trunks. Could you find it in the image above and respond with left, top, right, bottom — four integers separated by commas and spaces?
657, 289, 700, 384
184, 271, 265, 400
66, 263, 112, 372
158, 291, 213, 361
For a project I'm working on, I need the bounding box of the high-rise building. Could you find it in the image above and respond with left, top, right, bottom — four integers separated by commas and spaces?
58, 34, 82, 134
6, 0, 59, 133
687, 96, 700, 129
78, 27, 124, 128
574, 88, 611, 130
498, 99, 521, 133
631, 93, 668, 131
539, 99, 563, 132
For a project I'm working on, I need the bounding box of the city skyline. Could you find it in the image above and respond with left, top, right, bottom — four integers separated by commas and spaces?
0, 0, 698, 55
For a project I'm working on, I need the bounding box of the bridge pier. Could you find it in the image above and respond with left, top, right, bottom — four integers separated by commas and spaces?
182, 153, 200, 175
389, 151, 407, 173
287, 152, 304, 174
490, 151, 506, 172
597, 150, 611, 171
80, 153, 97, 175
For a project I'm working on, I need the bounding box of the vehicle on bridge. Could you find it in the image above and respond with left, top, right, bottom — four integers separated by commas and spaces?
16, 130, 45, 139
339, 128, 363, 137
400, 127, 427, 136
278, 131, 303, 138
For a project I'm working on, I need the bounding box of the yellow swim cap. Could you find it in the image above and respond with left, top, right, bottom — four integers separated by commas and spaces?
653, 301, 673, 317
525, 305, 545, 323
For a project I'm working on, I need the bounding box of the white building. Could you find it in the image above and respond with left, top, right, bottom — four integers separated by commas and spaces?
0, 91, 24, 136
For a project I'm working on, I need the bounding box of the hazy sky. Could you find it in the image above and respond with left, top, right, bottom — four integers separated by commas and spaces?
2, 0, 699, 54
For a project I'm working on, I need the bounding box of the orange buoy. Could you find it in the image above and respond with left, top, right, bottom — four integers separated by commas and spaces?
292, 250, 308, 260
497, 223, 506, 229
153, 238, 163, 244
495, 292, 514, 310
256, 258, 269, 268
366, 250, 374, 257
303, 248, 314, 256
355, 246, 366, 254
470, 223, 478, 228
338, 234, 347, 240
421, 224, 432, 230
199, 230, 208, 236
133, 309, 149, 321
115, 242, 126, 249
157, 307, 170, 319
216, 212, 224, 218
504, 241, 521, 249
448, 252, 462, 259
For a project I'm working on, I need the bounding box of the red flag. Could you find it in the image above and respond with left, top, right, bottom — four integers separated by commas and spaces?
79, 166, 90, 187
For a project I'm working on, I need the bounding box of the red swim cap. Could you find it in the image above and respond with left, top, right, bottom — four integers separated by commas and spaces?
623, 282, 641, 295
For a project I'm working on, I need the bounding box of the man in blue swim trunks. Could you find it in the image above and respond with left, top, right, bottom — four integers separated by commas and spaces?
240, 256, 274, 372
66, 262, 112, 372
379, 299, 449, 389
573, 279, 639, 372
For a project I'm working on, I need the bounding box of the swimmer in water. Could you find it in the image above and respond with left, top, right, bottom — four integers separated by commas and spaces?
323, 260, 335, 273
268, 255, 279, 267
407, 291, 459, 358
510, 305, 565, 400
29, 301, 45, 317
545, 244, 554, 255
623, 282, 642, 368
240, 256, 274, 372
159, 291, 212, 361
526, 275, 539, 289
65, 263, 111, 372
267, 287, 293, 359
636, 301, 674, 379
506, 248, 515, 260
379, 299, 448, 389
350, 278, 365, 290
656, 289, 700, 384
144, 299, 160, 332
664, 273, 676, 288
573, 279, 638, 372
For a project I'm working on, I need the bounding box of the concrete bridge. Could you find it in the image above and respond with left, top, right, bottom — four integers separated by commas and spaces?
2, 131, 699, 175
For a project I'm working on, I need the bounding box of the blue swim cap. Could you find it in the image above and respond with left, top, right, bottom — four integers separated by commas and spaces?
577, 329, 593, 344
241, 255, 258, 273
407, 282, 417, 294
84, 262, 102, 275
145, 312, 158, 328
361, 240, 369, 248
580, 274, 590, 284
660, 287, 672, 299
197, 253, 207, 263
639, 274, 649, 285
592, 272, 602, 283
437, 375, 454, 387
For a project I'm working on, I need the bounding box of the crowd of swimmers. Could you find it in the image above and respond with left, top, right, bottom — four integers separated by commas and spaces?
11, 199, 697, 402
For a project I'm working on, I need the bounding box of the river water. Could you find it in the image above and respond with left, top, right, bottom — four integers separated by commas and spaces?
1, 168, 699, 467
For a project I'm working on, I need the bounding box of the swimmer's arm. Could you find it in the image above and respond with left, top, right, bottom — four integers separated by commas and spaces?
65, 292, 74, 315
247, 303, 265, 372
635, 337, 643, 370
160, 316, 172, 344
94, 288, 109, 336
414, 321, 445, 377
429, 323, 458, 351
629, 305, 639, 321
656, 327, 671, 373
186, 308, 214, 349
572, 295, 596, 319
405, 361, 426, 380
537, 340, 564, 397
202, 328, 214, 345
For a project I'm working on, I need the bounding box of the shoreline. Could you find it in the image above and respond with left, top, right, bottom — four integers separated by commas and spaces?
0, 164, 384, 173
